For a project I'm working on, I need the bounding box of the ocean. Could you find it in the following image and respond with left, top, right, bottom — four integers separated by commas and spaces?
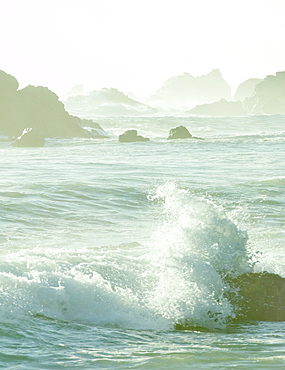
1, 114, 285, 368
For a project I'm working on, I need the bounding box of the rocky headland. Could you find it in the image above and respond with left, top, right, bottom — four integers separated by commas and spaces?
0, 70, 107, 143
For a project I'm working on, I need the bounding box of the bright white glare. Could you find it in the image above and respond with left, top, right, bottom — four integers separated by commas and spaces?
0, 0, 284, 96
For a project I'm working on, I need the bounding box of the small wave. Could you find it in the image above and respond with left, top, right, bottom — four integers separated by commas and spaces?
258, 176, 285, 186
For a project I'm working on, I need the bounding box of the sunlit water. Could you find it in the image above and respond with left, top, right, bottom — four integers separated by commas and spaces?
1, 115, 285, 368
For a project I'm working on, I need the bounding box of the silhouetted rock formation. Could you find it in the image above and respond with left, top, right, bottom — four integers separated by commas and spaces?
244, 72, 285, 114
189, 99, 245, 116
149, 69, 231, 109
64, 88, 157, 116
0, 70, 107, 139
119, 130, 150, 142
234, 78, 262, 101
167, 126, 192, 139
12, 128, 46, 147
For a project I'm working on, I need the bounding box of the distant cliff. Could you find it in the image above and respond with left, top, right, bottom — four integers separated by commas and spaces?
188, 71, 285, 116
188, 99, 245, 116
0, 70, 105, 138
64, 88, 158, 117
244, 72, 285, 114
148, 69, 231, 109
234, 78, 262, 101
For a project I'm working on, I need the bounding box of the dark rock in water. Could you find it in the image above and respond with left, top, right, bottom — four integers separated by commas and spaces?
175, 272, 285, 330
226, 272, 285, 321
167, 125, 203, 140
12, 128, 45, 147
167, 126, 193, 140
119, 129, 150, 143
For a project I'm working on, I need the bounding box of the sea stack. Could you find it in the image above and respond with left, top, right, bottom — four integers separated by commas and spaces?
167, 126, 193, 140
119, 130, 150, 142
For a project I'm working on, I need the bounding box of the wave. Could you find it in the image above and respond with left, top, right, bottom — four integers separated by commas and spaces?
258, 176, 285, 186
0, 182, 281, 331
145, 183, 253, 329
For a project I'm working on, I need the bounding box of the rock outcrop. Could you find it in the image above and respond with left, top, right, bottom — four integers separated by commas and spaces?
175, 271, 285, 329
226, 272, 285, 321
167, 126, 192, 140
189, 99, 246, 116
0, 70, 107, 139
119, 130, 150, 143
167, 125, 204, 140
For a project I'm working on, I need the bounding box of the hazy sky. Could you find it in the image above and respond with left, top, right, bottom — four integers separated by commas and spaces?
1, 0, 285, 97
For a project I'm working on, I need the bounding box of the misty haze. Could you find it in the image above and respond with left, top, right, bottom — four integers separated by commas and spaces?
1, 0, 285, 368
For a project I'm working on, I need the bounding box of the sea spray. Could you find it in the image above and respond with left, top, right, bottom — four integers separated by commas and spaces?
145, 182, 254, 329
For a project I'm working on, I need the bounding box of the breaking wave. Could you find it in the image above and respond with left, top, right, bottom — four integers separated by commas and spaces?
0, 183, 255, 330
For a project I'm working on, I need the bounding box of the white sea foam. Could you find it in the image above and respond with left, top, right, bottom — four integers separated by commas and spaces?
145, 182, 253, 328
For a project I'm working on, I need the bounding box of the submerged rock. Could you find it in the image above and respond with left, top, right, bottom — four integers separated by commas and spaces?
12, 128, 45, 147
119, 130, 150, 143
